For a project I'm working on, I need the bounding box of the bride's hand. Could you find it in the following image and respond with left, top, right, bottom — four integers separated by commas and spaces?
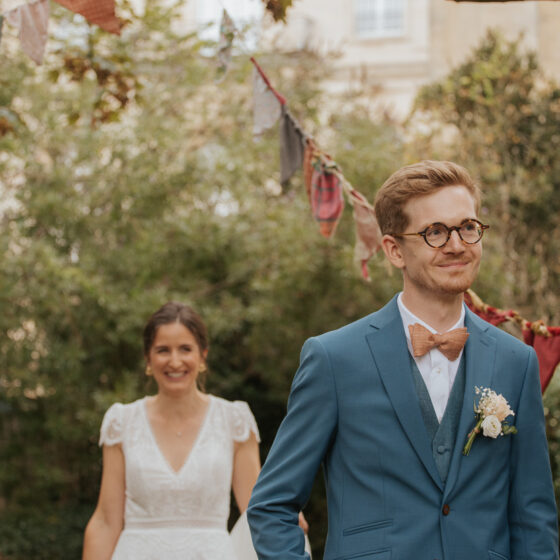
298, 512, 309, 534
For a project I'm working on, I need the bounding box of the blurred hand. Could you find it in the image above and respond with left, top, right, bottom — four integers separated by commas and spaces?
298, 511, 309, 534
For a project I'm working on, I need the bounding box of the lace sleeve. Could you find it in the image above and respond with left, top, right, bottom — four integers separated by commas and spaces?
230, 401, 261, 443
99, 403, 125, 446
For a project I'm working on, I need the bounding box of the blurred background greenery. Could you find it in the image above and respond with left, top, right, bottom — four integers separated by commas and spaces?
0, 2, 559, 558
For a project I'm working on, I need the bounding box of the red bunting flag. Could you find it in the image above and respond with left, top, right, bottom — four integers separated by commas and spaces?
309, 153, 344, 238
53, 0, 121, 35
523, 326, 560, 393
465, 289, 560, 392
463, 290, 514, 326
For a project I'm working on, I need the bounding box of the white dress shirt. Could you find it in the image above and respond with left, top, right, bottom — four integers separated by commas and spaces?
397, 293, 466, 422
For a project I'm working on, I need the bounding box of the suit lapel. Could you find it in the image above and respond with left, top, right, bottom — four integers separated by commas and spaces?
366, 298, 443, 491
443, 308, 497, 499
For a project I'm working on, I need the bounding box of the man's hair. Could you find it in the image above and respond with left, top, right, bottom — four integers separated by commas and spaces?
373, 160, 481, 235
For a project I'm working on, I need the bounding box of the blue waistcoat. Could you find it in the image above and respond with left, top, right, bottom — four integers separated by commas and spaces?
409, 354, 466, 483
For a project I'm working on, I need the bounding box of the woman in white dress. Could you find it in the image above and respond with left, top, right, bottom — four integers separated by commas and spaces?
82, 302, 267, 560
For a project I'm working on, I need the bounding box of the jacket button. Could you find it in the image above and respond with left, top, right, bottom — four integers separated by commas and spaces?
442, 504, 450, 515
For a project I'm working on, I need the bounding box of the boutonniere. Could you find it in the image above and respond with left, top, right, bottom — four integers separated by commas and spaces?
462, 387, 517, 456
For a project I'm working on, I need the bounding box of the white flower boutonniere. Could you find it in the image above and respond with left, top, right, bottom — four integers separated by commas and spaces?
462, 387, 517, 456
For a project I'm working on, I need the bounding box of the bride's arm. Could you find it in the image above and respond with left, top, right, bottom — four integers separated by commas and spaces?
232, 432, 261, 513
82, 444, 125, 560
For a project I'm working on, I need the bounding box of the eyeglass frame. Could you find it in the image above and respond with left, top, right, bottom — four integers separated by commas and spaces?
388, 219, 490, 248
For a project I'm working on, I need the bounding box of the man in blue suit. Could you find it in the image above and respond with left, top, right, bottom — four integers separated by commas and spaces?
247, 161, 558, 560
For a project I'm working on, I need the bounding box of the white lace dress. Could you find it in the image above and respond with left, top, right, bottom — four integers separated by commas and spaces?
99, 395, 260, 560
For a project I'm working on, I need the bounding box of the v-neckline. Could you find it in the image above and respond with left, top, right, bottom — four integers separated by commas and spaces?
142, 395, 213, 476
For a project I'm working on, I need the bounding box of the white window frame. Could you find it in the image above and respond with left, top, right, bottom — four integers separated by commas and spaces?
354, 0, 406, 40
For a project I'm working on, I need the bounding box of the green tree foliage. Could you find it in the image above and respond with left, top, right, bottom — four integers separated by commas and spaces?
0, 2, 403, 557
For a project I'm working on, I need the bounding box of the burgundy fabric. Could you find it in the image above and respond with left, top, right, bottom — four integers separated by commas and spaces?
310, 156, 344, 238
523, 326, 560, 392
463, 291, 513, 326
465, 292, 559, 393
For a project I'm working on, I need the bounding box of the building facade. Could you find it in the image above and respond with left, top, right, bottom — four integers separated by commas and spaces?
261, 0, 560, 118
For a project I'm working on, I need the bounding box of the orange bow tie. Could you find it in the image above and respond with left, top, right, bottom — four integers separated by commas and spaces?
408, 323, 469, 361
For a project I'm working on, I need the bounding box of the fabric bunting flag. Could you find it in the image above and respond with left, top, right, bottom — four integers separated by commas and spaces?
279, 105, 306, 185
303, 138, 317, 200
523, 327, 560, 393
53, 0, 121, 35
5, 0, 49, 65
464, 289, 560, 392
463, 291, 514, 326
215, 9, 235, 83
309, 153, 344, 238
251, 57, 285, 137
347, 188, 382, 281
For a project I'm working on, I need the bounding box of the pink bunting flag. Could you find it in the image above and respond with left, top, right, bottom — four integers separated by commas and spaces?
5, 0, 49, 65
251, 57, 285, 137
2, 0, 31, 13
348, 188, 382, 281
53, 0, 121, 35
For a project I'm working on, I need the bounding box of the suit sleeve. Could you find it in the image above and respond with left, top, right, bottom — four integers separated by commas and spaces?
247, 337, 338, 560
508, 347, 559, 560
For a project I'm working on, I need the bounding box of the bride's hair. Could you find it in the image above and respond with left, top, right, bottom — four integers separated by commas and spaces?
143, 301, 209, 358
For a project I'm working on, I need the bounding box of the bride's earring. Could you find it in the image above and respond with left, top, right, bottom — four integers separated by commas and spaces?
146, 365, 153, 376
199, 364, 207, 373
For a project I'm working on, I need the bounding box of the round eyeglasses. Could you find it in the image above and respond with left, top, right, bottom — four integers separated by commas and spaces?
390, 219, 489, 248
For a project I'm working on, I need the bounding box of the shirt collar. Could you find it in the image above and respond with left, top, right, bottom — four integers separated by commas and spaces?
397, 292, 465, 342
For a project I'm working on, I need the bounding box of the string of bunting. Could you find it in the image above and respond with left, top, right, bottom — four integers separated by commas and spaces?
0, 0, 121, 64
249, 49, 382, 282
465, 290, 560, 392
222, 9, 560, 390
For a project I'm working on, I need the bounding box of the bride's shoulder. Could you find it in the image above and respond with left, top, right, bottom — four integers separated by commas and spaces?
208, 395, 260, 443
98, 398, 145, 446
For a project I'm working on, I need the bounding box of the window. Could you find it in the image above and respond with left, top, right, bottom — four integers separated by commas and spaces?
355, 0, 405, 39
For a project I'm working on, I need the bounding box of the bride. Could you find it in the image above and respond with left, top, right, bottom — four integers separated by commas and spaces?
83, 302, 304, 559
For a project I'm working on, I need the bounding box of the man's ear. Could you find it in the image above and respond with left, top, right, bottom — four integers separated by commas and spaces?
381, 234, 405, 269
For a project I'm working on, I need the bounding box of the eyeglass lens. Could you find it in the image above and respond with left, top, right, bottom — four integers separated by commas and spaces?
425, 220, 483, 247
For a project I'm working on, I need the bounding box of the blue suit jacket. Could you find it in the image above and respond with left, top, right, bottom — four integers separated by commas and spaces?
247, 296, 558, 560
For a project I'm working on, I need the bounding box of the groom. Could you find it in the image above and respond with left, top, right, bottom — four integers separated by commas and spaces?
247, 161, 558, 559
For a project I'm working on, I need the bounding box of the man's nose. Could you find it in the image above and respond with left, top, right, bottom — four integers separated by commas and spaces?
444, 229, 464, 251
